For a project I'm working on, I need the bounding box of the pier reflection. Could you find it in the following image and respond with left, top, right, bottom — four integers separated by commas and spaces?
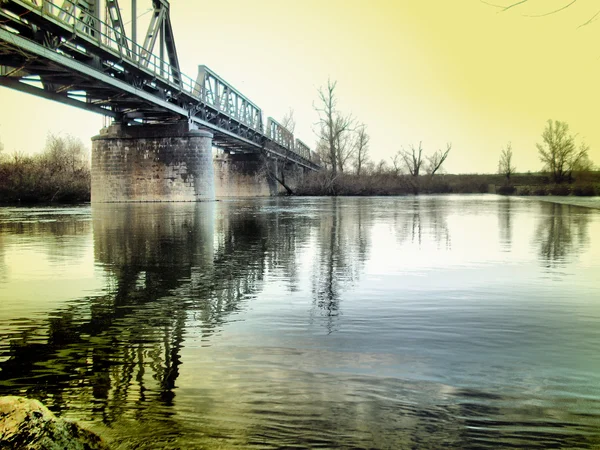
0, 200, 375, 426
0, 205, 213, 422
0, 203, 266, 420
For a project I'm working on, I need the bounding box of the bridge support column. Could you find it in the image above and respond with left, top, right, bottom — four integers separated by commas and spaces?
213, 151, 276, 198
91, 123, 214, 202
277, 161, 305, 194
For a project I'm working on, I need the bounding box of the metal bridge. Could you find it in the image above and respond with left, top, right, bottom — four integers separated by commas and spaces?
0, 0, 321, 170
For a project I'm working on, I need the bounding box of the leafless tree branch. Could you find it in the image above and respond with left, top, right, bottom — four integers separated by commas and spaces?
498, 142, 516, 180
524, 0, 577, 18
399, 142, 424, 177
314, 79, 354, 177
502, 0, 530, 12
483, 0, 594, 24
578, 8, 600, 28
479, 0, 531, 12
280, 108, 296, 134
479, 0, 505, 10
353, 124, 370, 176
426, 143, 451, 176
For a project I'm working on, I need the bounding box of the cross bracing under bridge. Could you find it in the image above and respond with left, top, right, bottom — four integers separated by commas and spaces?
0, 0, 321, 170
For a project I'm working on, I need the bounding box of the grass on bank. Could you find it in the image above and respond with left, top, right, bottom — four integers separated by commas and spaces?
293, 171, 600, 197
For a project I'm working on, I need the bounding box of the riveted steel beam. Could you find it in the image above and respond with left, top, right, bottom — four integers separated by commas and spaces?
266, 117, 294, 151
0, 76, 118, 116
106, 0, 130, 56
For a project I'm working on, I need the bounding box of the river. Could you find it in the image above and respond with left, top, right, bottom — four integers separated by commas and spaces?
0, 195, 599, 449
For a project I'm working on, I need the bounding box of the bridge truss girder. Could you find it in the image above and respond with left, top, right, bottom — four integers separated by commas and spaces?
0, 0, 320, 170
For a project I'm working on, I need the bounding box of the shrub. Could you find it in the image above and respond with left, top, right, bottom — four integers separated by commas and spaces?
0, 134, 90, 204
421, 177, 452, 194
519, 187, 531, 196
497, 185, 516, 195
292, 172, 600, 197
549, 184, 571, 196
572, 184, 597, 196
449, 176, 489, 194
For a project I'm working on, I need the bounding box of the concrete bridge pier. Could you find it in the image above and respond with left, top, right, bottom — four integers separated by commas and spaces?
212, 152, 307, 198
91, 122, 214, 202
275, 159, 305, 195
213, 151, 276, 198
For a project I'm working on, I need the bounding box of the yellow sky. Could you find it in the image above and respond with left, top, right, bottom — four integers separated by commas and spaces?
1, 0, 599, 173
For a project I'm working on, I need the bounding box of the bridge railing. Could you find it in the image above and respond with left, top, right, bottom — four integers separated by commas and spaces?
4, 0, 318, 165
295, 139, 311, 161
266, 118, 294, 151
193, 65, 263, 132
24, 1, 185, 84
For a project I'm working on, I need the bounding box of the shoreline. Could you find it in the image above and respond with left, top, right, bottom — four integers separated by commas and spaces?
520, 195, 600, 210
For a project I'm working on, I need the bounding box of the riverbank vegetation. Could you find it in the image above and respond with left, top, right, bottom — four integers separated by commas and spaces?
299, 83, 599, 197
0, 134, 90, 204
294, 171, 600, 197
0, 96, 598, 202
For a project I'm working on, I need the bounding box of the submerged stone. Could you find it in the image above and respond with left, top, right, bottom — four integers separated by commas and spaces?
0, 396, 109, 450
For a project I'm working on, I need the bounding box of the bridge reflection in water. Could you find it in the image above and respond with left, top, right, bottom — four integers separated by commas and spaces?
0, 198, 599, 449
0, 200, 372, 446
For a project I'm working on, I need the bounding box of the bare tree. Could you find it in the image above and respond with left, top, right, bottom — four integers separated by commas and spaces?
390, 152, 402, 175
571, 150, 594, 175
426, 143, 451, 176
498, 142, 516, 181
400, 142, 424, 176
314, 79, 353, 176
281, 108, 296, 134
353, 125, 370, 176
265, 108, 297, 194
315, 132, 334, 171
335, 116, 355, 173
362, 160, 375, 175
375, 159, 388, 174
43, 133, 89, 175
537, 120, 588, 183
315, 80, 338, 176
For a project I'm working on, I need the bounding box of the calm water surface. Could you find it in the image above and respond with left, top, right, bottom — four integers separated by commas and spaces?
0, 196, 599, 449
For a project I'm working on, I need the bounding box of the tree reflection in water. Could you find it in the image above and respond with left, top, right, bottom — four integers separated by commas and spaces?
1, 199, 598, 449
497, 197, 513, 251
311, 198, 372, 333
536, 202, 590, 268
393, 197, 451, 250
0, 200, 369, 425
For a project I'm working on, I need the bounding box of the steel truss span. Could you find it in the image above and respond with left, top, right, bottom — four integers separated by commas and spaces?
0, 0, 321, 170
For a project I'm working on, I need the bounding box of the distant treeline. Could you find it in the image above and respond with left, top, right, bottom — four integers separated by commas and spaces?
1, 132, 598, 203
0, 134, 90, 204
294, 171, 600, 197
296, 115, 600, 197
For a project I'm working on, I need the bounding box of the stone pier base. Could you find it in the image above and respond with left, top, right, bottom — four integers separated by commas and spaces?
213, 151, 276, 198
91, 123, 214, 202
